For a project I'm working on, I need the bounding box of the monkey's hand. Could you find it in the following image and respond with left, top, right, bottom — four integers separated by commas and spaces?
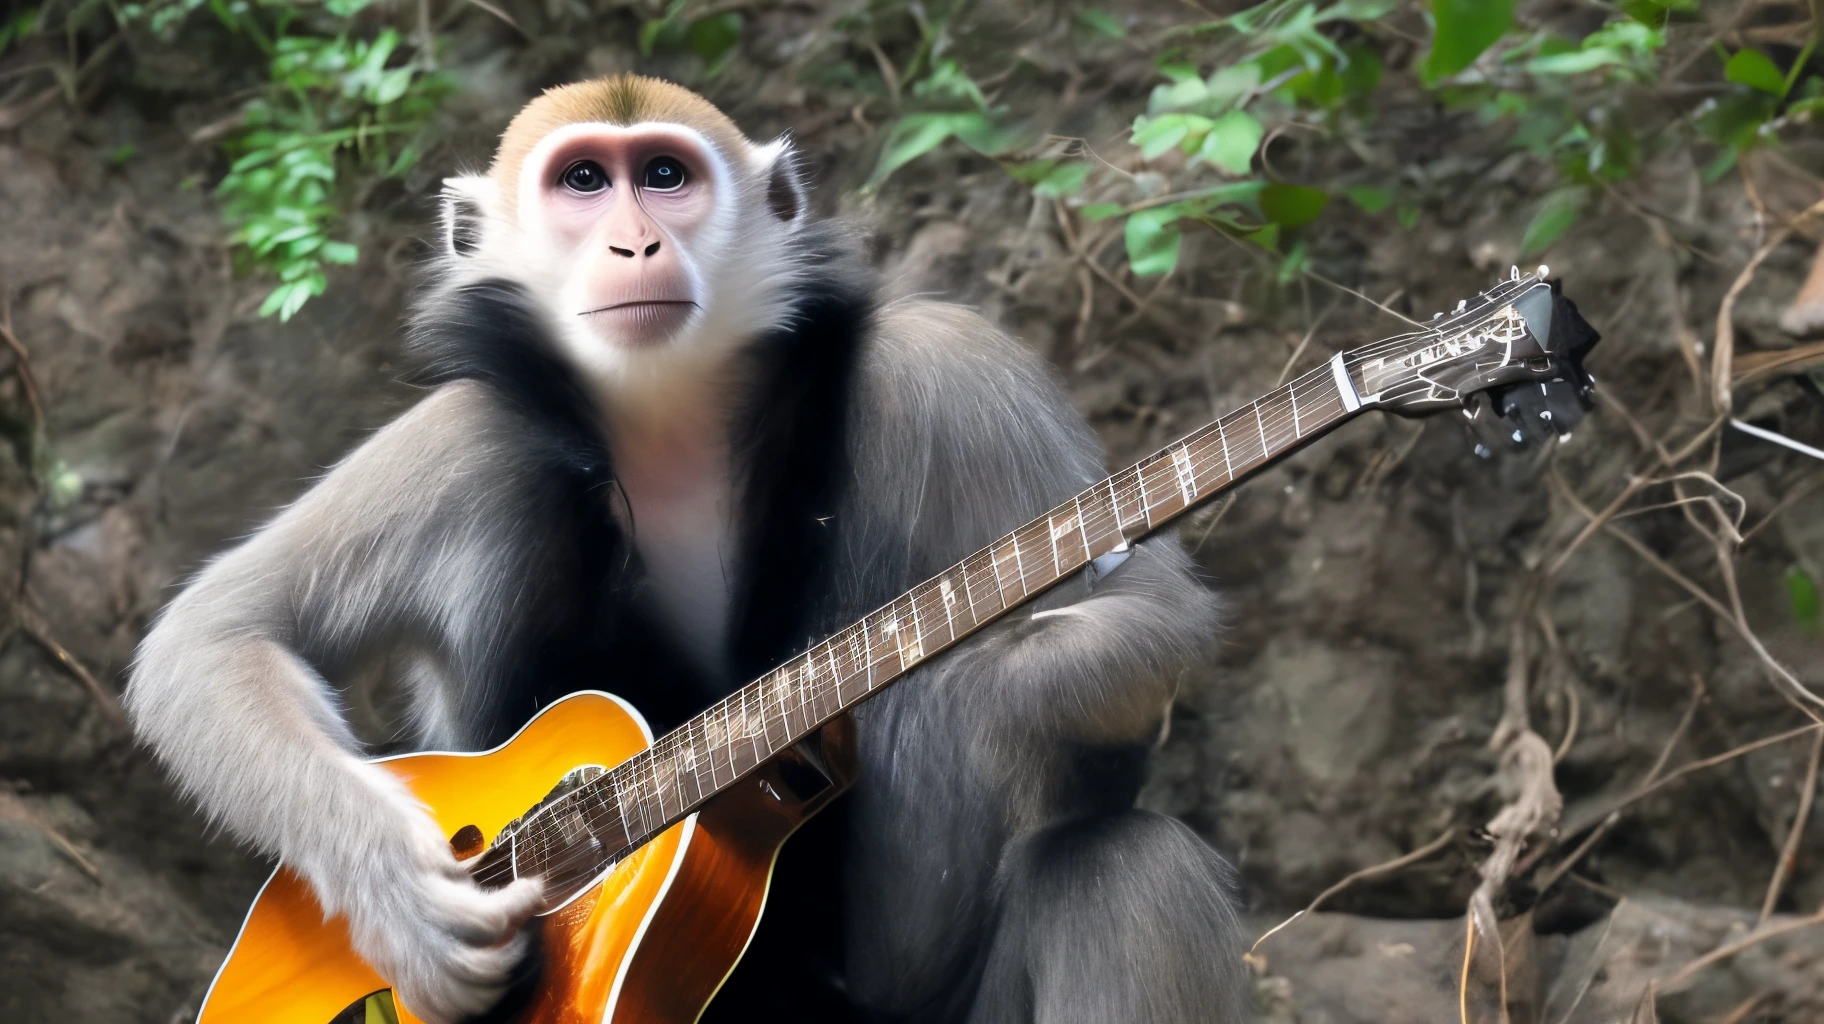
302, 768, 547, 1024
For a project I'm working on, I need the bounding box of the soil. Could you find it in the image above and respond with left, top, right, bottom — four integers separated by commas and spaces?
2, 2, 1822, 1022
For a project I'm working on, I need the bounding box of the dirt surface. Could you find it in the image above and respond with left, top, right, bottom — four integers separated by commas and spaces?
2, 3, 1823, 1022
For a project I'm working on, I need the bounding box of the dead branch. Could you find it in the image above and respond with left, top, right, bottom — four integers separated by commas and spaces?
1651, 908, 1824, 999
15, 604, 130, 736
1246, 827, 1456, 966
1531, 675, 1706, 889
0, 787, 102, 883
0, 287, 46, 437
1758, 726, 1823, 925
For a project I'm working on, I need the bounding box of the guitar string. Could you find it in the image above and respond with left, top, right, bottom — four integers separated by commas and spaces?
478, 359, 1374, 886
476, 362, 1353, 882
468, 364, 1351, 887
475, 282, 1547, 883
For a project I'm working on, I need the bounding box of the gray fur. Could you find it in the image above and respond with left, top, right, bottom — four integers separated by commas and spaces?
128, 283, 1245, 1023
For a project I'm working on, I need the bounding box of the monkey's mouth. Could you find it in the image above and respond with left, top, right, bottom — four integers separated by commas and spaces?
579, 300, 700, 342
579, 300, 699, 316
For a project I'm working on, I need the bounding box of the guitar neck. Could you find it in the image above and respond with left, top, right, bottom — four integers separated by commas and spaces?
485, 353, 1365, 890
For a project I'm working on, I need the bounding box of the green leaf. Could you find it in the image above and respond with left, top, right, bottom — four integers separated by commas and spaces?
1520, 189, 1584, 257
1075, 9, 1126, 38
371, 66, 414, 106
1277, 239, 1309, 284
1725, 49, 1787, 95
1197, 109, 1263, 175
1203, 63, 1262, 110
1132, 114, 1192, 160
258, 282, 297, 318
864, 113, 997, 190
1243, 222, 1280, 251
687, 12, 743, 75
1423, 0, 1514, 83
1345, 185, 1393, 213
1396, 205, 1421, 229
1080, 202, 1125, 221
1319, 0, 1399, 21
1014, 160, 1091, 199
1621, 0, 1696, 24
1261, 183, 1329, 227
1125, 208, 1183, 277
1786, 566, 1821, 632
319, 241, 358, 265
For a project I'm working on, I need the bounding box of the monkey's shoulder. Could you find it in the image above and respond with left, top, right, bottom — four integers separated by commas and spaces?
301, 382, 548, 514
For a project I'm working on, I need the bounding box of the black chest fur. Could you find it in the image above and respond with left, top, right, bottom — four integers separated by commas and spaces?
409, 266, 871, 745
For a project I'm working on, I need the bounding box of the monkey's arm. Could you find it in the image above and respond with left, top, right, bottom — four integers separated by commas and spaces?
127, 383, 544, 1023
852, 302, 1218, 747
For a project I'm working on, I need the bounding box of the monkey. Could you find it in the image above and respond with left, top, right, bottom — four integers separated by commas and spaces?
126, 75, 1247, 1023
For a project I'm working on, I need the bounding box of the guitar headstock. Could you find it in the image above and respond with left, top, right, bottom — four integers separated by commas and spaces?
1344, 267, 1600, 452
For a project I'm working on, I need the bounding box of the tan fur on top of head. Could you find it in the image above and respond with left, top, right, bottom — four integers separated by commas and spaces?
489, 75, 749, 221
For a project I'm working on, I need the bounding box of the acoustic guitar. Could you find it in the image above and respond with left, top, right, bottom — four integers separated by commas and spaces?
196, 268, 1597, 1024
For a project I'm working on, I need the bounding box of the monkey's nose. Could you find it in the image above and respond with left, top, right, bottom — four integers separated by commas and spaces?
608, 241, 663, 259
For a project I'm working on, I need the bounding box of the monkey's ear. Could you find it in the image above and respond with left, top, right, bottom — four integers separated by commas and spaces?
752, 136, 807, 228
440, 175, 497, 258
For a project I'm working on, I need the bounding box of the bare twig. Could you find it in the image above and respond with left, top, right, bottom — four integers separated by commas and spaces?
1246, 828, 1456, 964
0, 788, 102, 883
15, 604, 130, 736
1652, 908, 1824, 997
1716, 199, 1824, 410
0, 287, 46, 436
1533, 676, 1705, 888
1758, 726, 1823, 925
1547, 472, 1824, 711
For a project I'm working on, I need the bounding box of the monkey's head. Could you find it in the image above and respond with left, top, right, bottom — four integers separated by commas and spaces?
441, 75, 808, 387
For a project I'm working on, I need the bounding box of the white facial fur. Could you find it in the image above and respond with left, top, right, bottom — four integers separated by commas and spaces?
438, 123, 809, 408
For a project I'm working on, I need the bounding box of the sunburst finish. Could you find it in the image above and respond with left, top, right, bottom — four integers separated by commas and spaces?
197, 692, 853, 1024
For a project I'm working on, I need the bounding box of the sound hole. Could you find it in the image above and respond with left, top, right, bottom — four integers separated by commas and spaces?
449, 823, 485, 859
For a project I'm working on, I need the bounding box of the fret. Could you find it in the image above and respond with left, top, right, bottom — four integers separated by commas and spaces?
961, 556, 982, 619
715, 704, 734, 786
1170, 445, 1196, 504
1046, 513, 1063, 577
735, 689, 756, 773
679, 725, 704, 806
908, 597, 925, 664
847, 625, 871, 697
920, 582, 954, 647
650, 746, 674, 822
1103, 475, 1125, 538
761, 669, 785, 750
550, 335, 1382, 862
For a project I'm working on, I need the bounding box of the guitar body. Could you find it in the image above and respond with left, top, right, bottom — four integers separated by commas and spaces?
197, 691, 856, 1024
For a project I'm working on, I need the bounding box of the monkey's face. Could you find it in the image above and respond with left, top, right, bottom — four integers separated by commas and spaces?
441, 124, 803, 394
519, 124, 718, 353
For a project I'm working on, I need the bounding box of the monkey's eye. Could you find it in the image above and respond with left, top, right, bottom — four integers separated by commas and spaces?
642, 156, 687, 191
561, 161, 608, 193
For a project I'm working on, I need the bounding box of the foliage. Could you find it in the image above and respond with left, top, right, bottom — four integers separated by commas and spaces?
175, 2, 443, 319
852, 0, 1823, 283
91, 0, 450, 320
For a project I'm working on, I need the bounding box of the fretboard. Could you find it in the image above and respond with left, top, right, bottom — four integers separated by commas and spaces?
474, 354, 1363, 898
